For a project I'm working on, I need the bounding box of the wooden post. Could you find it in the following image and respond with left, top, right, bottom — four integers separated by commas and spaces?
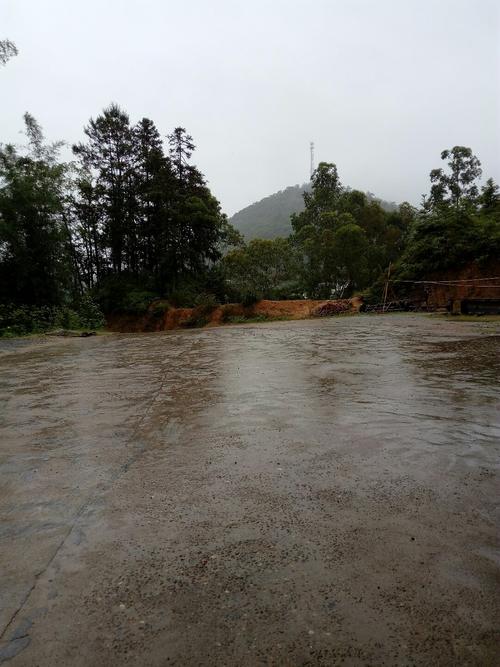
382, 263, 391, 313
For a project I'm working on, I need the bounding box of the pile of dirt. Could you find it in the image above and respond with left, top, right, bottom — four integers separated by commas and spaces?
106, 297, 363, 333
252, 299, 320, 319
312, 300, 351, 316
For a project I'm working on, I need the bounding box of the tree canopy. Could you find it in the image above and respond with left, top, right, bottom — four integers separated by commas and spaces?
289, 162, 411, 298
1, 111, 499, 329
0, 106, 240, 317
396, 146, 500, 281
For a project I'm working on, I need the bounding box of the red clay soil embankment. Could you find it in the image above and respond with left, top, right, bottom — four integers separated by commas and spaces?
106, 297, 363, 333
408, 260, 500, 309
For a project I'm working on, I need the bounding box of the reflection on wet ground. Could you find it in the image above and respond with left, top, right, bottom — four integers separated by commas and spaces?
0, 315, 499, 665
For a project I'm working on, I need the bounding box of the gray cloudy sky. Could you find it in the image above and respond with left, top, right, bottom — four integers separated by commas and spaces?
2, 0, 499, 215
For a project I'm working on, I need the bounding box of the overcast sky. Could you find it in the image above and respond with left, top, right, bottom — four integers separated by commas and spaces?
2, 0, 499, 215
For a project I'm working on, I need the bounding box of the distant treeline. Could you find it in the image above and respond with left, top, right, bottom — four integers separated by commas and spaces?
224, 149, 500, 301
1, 104, 499, 335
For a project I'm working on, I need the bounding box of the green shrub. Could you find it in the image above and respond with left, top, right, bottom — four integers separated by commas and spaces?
93, 275, 159, 314
193, 292, 218, 315
271, 280, 303, 300
167, 286, 199, 308
150, 300, 170, 318
0, 297, 105, 337
55, 307, 81, 330
119, 289, 157, 315
0, 304, 57, 336
180, 296, 220, 328
76, 295, 106, 328
182, 312, 209, 328
242, 293, 259, 307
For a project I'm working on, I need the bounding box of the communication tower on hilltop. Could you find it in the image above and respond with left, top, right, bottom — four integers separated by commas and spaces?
310, 141, 315, 179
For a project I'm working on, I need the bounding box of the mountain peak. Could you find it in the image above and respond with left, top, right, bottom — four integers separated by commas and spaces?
229, 184, 397, 240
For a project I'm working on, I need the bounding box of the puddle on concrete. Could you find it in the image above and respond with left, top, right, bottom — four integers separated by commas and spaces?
0, 315, 499, 665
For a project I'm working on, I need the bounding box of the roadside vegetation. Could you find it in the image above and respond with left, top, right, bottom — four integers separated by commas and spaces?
0, 297, 105, 338
387, 148, 500, 297
1, 97, 499, 335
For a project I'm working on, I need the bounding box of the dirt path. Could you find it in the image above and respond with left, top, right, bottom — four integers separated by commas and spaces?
0, 315, 499, 665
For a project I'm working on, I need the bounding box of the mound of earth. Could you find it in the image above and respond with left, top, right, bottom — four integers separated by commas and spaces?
106, 298, 363, 333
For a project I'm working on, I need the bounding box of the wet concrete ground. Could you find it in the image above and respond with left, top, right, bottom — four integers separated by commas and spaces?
0, 314, 499, 666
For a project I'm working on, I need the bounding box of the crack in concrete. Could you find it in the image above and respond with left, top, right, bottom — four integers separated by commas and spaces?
0, 344, 178, 655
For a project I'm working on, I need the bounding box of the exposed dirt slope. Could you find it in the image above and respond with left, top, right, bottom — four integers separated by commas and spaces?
106, 298, 363, 333
407, 261, 500, 308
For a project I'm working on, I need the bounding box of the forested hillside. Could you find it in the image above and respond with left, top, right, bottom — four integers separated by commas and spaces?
229, 185, 307, 240
230, 184, 397, 240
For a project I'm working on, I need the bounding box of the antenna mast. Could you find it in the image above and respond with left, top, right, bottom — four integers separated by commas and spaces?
310, 141, 315, 179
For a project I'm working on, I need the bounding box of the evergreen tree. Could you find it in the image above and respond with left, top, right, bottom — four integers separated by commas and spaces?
70, 167, 103, 289
0, 114, 71, 305
73, 104, 135, 274
167, 127, 226, 284
133, 118, 173, 281
70, 109, 232, 300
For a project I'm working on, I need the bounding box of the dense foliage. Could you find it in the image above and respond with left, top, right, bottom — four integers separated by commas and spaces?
0, 296, 105, 337
225, 150, 499, 303
0, 108, 239, 331
396, 147, 500, 280
1, 107, 499, 336
223, 238, 300, 300
0, 114, 72, 306
289, 163, 411, 298
229, 182, 397, 241
71, 108, 232, 293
